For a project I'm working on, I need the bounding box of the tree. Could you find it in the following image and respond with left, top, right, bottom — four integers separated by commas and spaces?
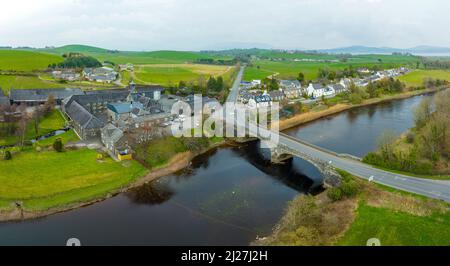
178, 80, 187, 89
16, 115, 29, 148
31, 106, 44, 135
366, 81, 377, 98
297, 72, 305, 84
216, 76, 224, 92
327, 70, 336, 81
43, 94, 56, 114
377, 129, 397, 161
413, 98, 432, 128
4, 150, 12, 160
206, 76, 217, 94
268, 77, 279, 91
53, 138, 63, 152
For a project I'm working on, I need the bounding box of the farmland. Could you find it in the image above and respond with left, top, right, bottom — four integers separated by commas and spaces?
0, 75, 64, 94
40, 45, 231, 65
244, 54, 420, 81
0, 50, 63, 72
398, 69, 450, 86
132, 64, 232, 86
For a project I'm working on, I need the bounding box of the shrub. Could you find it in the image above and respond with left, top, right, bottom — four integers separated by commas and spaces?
53, 138, 63, 152
4, 151, 12, 160
406, 132, 415, 143
327, 187, 343, 202
349, 93, 363, 104
340, 180, 360, 197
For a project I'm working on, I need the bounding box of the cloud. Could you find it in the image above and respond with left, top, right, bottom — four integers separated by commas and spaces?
0, 0, 449, 50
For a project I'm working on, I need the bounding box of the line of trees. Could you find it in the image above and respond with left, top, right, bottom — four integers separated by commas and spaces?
49, 53, 102, 69
363, 89, 450, 175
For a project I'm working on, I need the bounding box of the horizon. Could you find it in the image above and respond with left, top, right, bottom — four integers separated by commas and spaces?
2, 43, 450, 53
1, 0, 450, 51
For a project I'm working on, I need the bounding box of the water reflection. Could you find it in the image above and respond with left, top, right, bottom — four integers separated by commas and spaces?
127, 181, 174, 205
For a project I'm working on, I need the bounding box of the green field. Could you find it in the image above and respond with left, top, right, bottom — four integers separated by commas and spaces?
338, 204, 450, 246
398, 69, 450, 86
39, 45, 231, 65
0, 50, 63, 72
0, 75, 65, 94
0, 148, 147, 211
133, 64, 232, 86
244, 54, 419, 81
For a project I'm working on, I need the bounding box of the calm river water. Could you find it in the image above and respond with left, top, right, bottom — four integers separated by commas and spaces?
0, 94, 431, 245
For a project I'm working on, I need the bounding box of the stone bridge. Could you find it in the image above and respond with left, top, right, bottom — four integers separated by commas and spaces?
268, 140, 343, 188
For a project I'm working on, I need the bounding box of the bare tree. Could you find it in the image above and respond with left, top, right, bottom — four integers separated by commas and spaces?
16, 115, 29, 148
377, 129, 397, 160
413, 97, 432, 128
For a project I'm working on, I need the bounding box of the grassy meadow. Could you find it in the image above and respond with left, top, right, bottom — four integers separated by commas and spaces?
40, 45, 231, 65
338, 204, 450, 246
0, 50, 63, 72
0, 75, 66, 94
255, 170, 449, 246
398, 69, 450, 86
0, 148, 147, 211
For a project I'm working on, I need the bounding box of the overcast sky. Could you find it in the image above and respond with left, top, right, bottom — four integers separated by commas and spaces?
0, 0, 449, 51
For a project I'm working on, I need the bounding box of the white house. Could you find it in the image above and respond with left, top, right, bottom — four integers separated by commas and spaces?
306, 83, 326, 98
339, 78, 352, 89
251, 80, 262, 87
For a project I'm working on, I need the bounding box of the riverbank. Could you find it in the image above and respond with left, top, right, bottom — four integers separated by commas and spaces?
0, 139, 228, 222
253, 170, 450, 246
279, 87, 446, 131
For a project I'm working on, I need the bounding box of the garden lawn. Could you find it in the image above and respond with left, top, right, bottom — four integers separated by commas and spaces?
337, 203, 450, 246
0, 148, 147, 211
0, 109, 67, 147
398, 69, 450, 87
36, 129, 79, 146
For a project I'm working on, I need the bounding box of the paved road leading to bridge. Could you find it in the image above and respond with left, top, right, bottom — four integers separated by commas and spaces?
226, 66, 244, 104
225, 66, 450, 202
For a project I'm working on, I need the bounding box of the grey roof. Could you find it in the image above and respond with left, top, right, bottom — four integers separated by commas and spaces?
0, 96, 9, 105
10, 88, 84, 102
279, 80, 301, 87
65, 91, 129, 109
269, 90, 285, 98
330, 84, 345, 92
254, 95, 272, 103
311, 83, 325, 90
66, 101, 104, 129
102, 124, 124, 145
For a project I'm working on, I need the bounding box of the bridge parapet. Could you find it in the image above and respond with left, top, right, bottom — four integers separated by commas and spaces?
269, 142, 342, 188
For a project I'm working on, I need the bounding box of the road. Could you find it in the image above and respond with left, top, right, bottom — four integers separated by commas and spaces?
226, 66, 245, 103
223, 65, 450, 202
278, 132, 450, 202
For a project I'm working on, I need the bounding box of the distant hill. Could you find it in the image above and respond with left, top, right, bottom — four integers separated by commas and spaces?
42, 44, 111, 54
320, 45, 450, 55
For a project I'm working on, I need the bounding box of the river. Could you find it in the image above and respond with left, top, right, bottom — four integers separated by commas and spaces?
0, 94, 431, 246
